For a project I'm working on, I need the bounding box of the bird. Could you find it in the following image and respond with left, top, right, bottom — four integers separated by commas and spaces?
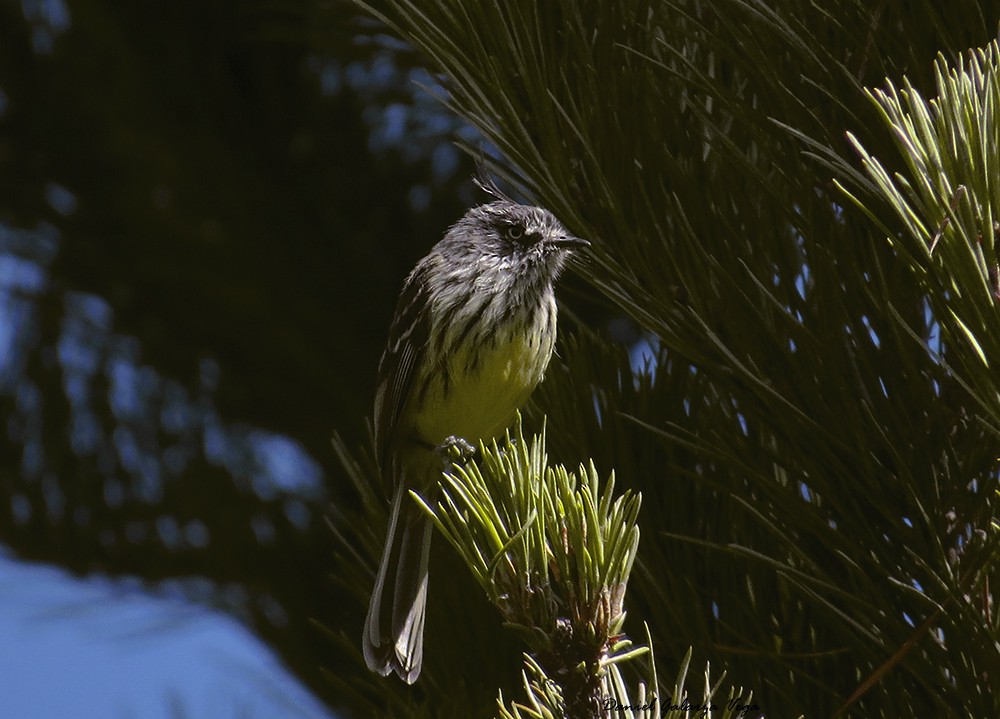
362, 197, 587, 683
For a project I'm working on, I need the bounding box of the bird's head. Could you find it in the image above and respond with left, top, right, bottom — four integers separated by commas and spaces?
448, 200, 588, 283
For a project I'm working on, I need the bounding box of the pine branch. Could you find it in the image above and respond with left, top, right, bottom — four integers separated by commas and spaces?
415, 416, 640, 716
843, 39, 1000, 428
420, 417, 764, 719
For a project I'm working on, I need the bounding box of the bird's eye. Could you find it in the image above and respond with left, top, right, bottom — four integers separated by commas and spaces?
505, 225, 524, 241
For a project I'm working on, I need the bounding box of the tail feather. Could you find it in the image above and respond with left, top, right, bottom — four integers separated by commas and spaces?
363, 485, 432, 684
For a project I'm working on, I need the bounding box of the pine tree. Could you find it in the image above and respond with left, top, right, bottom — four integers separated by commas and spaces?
332, 3, 1000, 716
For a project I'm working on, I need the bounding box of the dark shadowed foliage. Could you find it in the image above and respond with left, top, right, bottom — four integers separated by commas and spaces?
0, 0, 481, 714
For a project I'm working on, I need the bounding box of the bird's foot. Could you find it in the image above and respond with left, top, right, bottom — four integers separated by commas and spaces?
435, 435, 478, 469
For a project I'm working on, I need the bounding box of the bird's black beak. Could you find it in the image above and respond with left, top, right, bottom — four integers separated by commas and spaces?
550, 235, 590, 249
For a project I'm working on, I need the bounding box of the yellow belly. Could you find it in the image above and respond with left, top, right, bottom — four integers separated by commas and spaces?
407, 309, 555, 447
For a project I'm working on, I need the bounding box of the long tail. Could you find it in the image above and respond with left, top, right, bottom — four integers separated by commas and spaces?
363, 483, 432, 684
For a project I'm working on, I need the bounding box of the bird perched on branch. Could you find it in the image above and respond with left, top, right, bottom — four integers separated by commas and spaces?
363, 196, 587, 683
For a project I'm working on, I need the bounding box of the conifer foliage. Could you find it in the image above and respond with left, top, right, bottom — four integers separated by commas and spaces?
336, 3, 1000, 716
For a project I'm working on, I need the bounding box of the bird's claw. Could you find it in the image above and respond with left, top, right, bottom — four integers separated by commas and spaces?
435, 435, 478, 468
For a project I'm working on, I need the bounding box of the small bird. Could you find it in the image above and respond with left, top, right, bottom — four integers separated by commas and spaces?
363, 198, 587, 683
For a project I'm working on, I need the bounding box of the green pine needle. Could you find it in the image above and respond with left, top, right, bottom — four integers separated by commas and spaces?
417, 414, 641, 658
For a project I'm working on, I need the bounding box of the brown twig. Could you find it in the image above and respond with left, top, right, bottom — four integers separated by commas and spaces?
928, 185, 966, 255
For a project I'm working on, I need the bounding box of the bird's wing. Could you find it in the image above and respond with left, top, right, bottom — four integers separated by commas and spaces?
373, 261, 434, 486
